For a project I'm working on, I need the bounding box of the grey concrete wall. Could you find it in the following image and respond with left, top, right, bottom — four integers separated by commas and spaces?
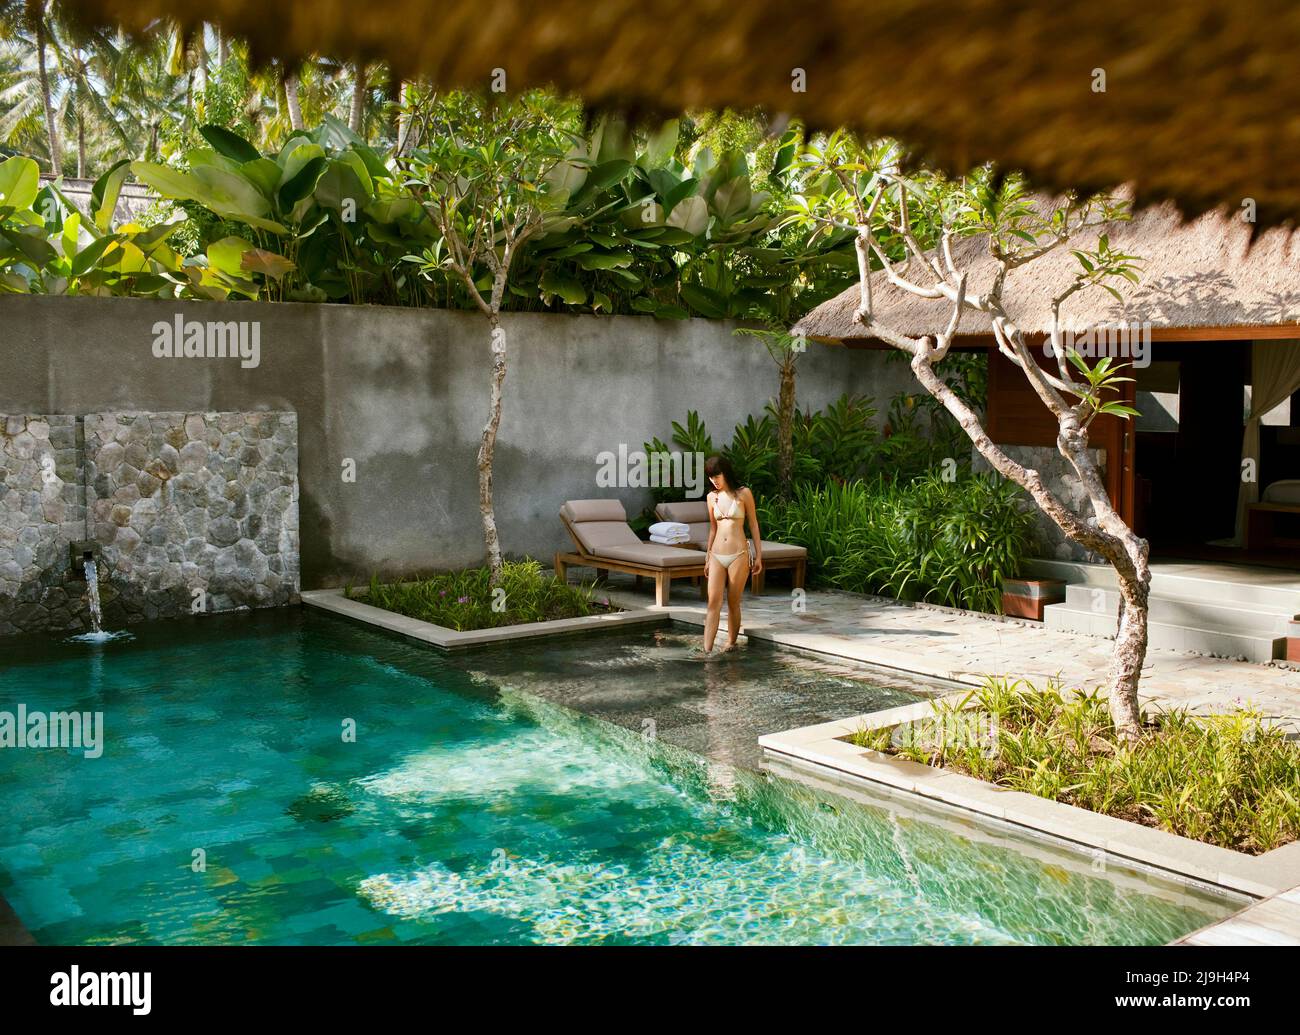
0, 296, 917, 588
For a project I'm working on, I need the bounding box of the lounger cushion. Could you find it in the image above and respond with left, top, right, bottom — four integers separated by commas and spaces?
563, 499, 629, 523
655, 500, 710, 544
654, 502, 808, 558
560, 499, 641, 553
656, 500, 708, 523
757, 539, 807, 561
1263, 479, 1300, 504
596, 543, 703, 568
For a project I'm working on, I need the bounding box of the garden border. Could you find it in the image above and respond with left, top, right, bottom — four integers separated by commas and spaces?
300, 587, 669, 649
758, 699, 1300, 900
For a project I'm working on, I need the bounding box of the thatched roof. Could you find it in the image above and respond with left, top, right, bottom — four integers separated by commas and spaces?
792, 200, 1300, 343
71, 1, 1300, 227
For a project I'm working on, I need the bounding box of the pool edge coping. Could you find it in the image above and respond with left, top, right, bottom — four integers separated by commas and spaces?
300, 588, 670, 649
758, 702, 1300, 904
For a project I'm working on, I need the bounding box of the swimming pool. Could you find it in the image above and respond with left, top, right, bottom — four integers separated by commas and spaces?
0, 610, 1240, 945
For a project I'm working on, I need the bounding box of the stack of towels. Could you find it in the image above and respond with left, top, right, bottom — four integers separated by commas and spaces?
648, 521, 691, 545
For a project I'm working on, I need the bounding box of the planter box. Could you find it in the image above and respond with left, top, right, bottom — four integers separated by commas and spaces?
1001, 577, 1066, 621
301, 587, 668, 649
759, 698, 1300, 899
1287, 617, 1300, 662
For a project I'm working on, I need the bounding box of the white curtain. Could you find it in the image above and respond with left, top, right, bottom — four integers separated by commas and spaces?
1233, 339, 1300, 545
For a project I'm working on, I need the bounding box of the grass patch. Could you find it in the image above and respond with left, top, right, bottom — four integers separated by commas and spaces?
851, 677, 1300, 854
346, 560, 608, 632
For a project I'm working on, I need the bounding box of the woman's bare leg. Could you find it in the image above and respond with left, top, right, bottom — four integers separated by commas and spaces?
722, 555, 749, 649
703, 557, 728, 652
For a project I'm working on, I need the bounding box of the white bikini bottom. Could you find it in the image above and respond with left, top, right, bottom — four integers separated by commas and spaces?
711, 544, 751, 569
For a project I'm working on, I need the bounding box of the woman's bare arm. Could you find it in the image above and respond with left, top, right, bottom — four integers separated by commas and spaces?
705, 492, 717, 557
743, 488, 763, 572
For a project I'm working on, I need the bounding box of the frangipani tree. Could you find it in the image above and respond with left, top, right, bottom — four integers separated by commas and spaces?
403, 90, 580, 582
792, 134, 1149, 741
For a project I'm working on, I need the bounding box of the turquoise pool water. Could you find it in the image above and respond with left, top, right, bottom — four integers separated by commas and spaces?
0, 610, 1239, 945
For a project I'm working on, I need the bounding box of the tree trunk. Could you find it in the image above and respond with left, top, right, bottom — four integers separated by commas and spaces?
194, 29, 208, 96
33, 9, 60, 174
217, 31, 229, 69
776, 353, 797, 498
1110, 553, 1150, 734
392, 81, 413, 154
349, 63, 367, 135
76, 115, 85, 179
478, 313, 507, 581
284, 72, 304, 130
907, 350, 1148, 741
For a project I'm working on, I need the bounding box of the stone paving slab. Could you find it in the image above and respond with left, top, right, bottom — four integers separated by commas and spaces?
595, 575, 1300, 732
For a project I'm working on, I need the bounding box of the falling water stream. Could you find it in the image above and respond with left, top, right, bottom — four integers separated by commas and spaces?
84, 558, 104, 634
67, 557, 129, 644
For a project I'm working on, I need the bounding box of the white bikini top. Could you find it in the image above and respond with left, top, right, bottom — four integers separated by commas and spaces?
712, 491, 742, 520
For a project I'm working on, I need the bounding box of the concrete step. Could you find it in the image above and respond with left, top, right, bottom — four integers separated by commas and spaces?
1056, 583, 1295, 636
1043, 603, 1286, 663
1027, 557, 1300, 613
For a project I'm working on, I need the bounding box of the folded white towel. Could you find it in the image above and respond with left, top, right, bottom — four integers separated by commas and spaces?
649, 532, 690, 545
648, 521, 690, 537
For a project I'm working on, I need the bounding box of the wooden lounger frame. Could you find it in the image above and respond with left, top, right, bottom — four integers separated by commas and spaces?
556, 516, 706, 607
749, 553, 807, 595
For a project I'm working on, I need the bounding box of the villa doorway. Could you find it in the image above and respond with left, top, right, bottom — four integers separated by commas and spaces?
1133, 340, 1300, 570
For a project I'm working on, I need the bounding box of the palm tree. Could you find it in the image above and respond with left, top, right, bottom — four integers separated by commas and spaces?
52, 32, 135, 177
0, 27, 49, 162
348, 61, 366, 135
102, 27, 190, 162
0, 0, 60, 171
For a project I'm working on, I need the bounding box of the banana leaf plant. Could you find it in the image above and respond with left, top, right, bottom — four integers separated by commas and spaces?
1, 156, 235, 297
130, 116, 432, 303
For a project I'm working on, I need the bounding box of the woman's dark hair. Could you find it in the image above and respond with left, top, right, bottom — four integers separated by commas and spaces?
704, 454, 742, 491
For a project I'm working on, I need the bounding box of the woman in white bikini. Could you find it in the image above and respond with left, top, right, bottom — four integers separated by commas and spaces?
702, 455, 763, 653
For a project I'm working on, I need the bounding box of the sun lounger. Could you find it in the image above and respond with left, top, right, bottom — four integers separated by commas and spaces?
654, 500, 807, 594
556, 499, 707, 606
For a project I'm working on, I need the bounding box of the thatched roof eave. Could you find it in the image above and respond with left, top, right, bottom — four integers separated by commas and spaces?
793, 200, 1300, 343
70, 0, 1300, 228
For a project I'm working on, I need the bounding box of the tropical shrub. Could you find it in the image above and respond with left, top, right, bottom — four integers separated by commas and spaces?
759, 473, 1034, 612
641, 399, 1030, 611
4, 90, 858, 316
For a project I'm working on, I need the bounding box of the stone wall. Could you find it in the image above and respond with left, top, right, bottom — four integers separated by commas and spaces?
0, 410, 299, 635
0, 416, 86, 634
85, 412, 299, 624
973, 443, 1108, 562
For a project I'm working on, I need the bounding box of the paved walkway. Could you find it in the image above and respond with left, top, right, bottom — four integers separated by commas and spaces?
597, 576, 1300, 734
